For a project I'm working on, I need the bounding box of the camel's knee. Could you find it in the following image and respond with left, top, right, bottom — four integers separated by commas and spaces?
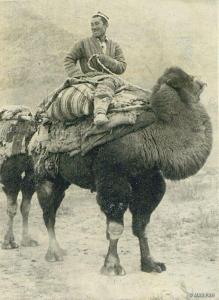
37, 181, 65, 211
107, 221, 124, 240
37, 180, 62, 229
100, 200, 128, 221
96, 175, 131, 220
2, 185, 19, 218
7, 202, 18, 218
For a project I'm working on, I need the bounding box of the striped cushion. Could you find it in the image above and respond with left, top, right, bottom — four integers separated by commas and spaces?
47, 84, 94, 121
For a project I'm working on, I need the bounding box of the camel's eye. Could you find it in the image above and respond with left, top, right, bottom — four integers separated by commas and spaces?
186, 75, 195, 88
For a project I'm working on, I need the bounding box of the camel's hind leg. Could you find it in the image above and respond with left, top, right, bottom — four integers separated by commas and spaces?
1, 180, 20, 249
96, 173, 130, 276
20, 169, 38, 247
130, 171, 166, 273
37, 178, 68, 262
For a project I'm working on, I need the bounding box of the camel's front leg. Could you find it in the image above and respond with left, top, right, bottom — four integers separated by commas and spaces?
96, 174, 130, 276
132, 213, 166, 273
130, 171, 166, 273
2, 183, 20, 249
37, 179, 67, 262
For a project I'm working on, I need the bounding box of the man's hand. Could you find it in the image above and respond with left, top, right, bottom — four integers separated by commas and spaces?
98, 54, 106, 61
91, 54, 110, 67
98, 54, 116, 65
89, 54, 116, 73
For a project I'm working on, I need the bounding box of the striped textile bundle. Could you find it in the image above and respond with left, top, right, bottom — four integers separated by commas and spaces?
47, 84, 94, 121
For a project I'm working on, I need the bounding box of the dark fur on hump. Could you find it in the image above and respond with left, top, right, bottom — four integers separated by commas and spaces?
97, 65, 212, 181
145, 66, 213, 180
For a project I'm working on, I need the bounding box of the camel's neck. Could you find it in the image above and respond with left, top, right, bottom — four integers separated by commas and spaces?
143, 103, 212, 180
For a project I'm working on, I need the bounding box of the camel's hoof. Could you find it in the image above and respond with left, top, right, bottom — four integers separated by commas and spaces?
1, 240, 19, 250
101, 264, 126, 276
45, 249, 64, 262
141, 259, 166, 273
21, 237, 39, 247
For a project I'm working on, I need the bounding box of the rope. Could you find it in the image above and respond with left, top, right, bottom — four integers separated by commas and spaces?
88, 54, 114, 75
87, 55, 97, 72
87, 54, 151, 94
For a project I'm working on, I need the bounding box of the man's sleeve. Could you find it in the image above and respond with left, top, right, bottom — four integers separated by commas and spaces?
99, 42, 127, 75
64, 41, 83, 77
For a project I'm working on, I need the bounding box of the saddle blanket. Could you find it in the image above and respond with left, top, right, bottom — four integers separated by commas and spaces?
29, 109, 156, 157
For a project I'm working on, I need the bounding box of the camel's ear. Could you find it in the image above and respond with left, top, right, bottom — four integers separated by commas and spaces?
166, 76, 183, 89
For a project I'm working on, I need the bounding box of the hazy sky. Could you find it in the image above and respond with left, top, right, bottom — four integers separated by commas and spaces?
26, 0, 217, 38
24, 0, 217, 93
1, 0, 217, 98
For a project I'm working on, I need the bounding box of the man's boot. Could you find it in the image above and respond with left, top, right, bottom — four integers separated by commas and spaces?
93, 97, 111, 126
94, 113, 109, 126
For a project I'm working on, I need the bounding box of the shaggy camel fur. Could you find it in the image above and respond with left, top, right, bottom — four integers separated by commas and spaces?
35, 67, 212, 275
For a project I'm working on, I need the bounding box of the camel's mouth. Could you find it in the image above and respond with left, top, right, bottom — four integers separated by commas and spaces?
186, 79, 206, 103
194, 79, 207, 99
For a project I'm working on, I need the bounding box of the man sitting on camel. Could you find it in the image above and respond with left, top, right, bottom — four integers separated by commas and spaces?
64, 12, 127, 126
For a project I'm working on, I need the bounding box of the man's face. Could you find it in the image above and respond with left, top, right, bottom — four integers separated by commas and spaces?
91, 16, 108, 38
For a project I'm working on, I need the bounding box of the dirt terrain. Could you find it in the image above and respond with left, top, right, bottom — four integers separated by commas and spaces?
0, 167, 218, 300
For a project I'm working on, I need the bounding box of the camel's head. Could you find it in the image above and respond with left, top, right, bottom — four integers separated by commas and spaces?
150, 67, 207, 122
161, 67, 206, 104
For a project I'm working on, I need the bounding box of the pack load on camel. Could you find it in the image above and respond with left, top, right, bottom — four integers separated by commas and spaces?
31, 72, 155, 165
0, 105, 35, 162
31, 67, 212, 275
0, 105, 38, 249
37, 72, 152, 122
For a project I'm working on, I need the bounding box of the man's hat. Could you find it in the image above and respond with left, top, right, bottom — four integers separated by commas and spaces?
92, 11, 109, 23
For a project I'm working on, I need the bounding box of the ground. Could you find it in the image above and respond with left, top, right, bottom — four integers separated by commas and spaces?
0, 166, 218, 300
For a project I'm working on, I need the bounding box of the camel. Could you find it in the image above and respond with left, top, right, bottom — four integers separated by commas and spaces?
34, 67, 212, 275
0, 111, 38, 249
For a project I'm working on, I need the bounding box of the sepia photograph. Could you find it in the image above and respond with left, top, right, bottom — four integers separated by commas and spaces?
0, 0, 218, 299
